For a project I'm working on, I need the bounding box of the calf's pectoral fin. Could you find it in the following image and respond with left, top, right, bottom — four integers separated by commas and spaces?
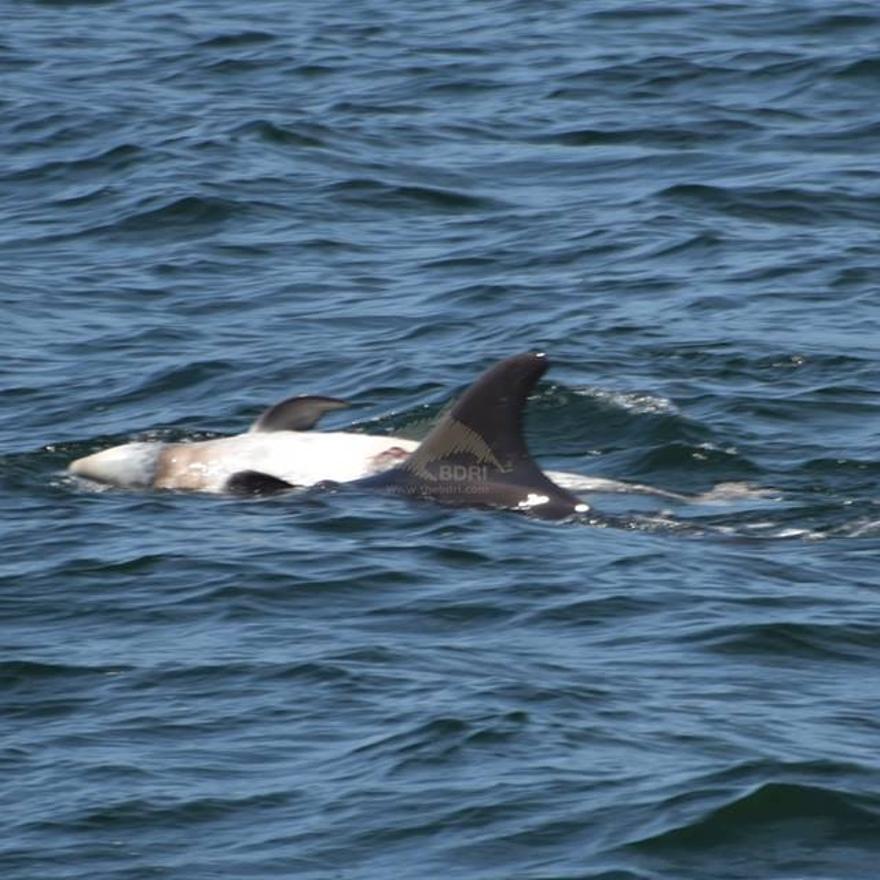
225, 470, 298, 496
250, 395, 350, 433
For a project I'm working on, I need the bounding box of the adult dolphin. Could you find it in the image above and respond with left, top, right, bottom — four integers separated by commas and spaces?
353, 352, 588, 519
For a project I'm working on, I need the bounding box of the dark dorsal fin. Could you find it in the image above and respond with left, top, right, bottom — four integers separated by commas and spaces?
250, 395, 349, 433
359, 353, 587, 520
226, 470, 297, 496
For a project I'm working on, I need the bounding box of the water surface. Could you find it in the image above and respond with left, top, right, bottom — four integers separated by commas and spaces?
2, 2, 879, 878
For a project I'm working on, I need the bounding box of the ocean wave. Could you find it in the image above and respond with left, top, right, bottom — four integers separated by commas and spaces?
687, 620, 880, 662
628, 781, 880, 852
657, 182, 880, 225
325, 177, 504, 213
573, 387, 678, 416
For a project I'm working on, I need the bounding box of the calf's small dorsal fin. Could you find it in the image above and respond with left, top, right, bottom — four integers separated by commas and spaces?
250, 395, 349, 433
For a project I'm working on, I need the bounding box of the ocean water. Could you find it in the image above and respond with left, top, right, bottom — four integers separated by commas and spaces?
2, 1, 880, 878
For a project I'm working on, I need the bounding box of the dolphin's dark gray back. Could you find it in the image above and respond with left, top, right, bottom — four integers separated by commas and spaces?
359, 352, 586, 520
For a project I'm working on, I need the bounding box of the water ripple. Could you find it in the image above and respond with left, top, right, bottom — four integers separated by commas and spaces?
3, 1, 880, 878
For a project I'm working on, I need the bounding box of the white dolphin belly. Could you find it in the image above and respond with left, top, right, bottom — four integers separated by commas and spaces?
70, 432, 419, 492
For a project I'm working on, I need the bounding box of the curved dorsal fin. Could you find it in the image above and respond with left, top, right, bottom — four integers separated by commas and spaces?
360, 353, 587, 519
250, 395, 349, 433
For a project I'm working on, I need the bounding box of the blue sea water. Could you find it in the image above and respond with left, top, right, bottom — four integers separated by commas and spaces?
2, 1, 880, 878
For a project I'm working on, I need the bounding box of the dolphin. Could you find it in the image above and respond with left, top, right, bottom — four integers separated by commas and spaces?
354, 352, 588, 518
69, 352, 590, 519
68, 395, 417, 492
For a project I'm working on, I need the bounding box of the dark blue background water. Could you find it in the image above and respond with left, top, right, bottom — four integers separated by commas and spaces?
2, 2, 879, 878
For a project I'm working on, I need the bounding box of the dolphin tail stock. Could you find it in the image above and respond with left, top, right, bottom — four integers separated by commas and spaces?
356, 352, 588, 520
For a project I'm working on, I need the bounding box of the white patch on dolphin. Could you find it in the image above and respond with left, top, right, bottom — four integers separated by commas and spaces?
70, 432, 419, 493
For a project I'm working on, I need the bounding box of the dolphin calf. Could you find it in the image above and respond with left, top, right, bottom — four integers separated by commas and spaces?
69, 352, 590, 519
